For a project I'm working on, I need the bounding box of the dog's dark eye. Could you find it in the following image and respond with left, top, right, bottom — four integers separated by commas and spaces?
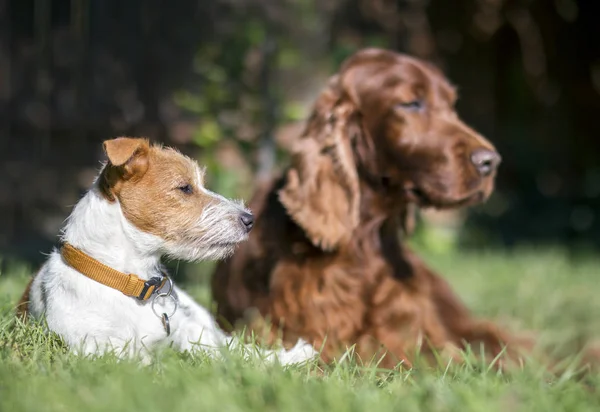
178, 184, 193, 195
396, 100, 424, 112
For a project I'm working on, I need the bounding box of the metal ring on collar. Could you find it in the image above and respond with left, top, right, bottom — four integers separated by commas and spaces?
151, 292, 178, 319
159, 271, 174, 296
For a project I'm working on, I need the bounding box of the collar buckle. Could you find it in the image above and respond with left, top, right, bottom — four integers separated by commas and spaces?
137, 276, 165, 301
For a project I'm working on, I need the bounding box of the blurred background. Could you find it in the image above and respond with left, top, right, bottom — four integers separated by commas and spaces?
0, 0, 598, 273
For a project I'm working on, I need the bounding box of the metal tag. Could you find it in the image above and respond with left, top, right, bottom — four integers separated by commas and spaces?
161, 313, 171, 336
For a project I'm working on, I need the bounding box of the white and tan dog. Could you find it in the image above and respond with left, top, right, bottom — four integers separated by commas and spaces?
16, 137, 316, 364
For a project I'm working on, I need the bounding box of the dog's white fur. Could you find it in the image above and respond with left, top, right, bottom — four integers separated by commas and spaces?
27, 152, 317, 365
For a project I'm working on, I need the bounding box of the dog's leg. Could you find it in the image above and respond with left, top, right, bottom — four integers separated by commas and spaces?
168, 286, 229, 354
256, 338, 318, 366
170, 286, 317, 365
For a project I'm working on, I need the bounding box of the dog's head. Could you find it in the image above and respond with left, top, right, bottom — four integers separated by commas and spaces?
98, 137, 253, 261
279, 48, 500, 250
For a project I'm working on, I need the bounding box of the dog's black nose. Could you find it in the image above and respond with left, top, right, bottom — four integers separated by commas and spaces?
239, 212, 254, 232
471, 149, 501, 177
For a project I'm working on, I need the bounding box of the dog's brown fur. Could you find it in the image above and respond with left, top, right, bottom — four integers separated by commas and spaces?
15, 278, 33, 320
99, 138, 222, 243
211, 48, 529, 369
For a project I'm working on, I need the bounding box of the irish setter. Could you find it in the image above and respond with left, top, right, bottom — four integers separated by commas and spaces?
211, 48, 527, 369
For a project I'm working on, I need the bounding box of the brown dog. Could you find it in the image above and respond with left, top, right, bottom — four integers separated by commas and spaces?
211, 48, 525, 369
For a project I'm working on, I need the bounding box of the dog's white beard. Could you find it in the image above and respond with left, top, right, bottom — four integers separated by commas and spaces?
165, 201, 250, 262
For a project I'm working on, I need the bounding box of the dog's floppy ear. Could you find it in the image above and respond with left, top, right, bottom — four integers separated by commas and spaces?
279, 76, 360, 251
99, 137, 150, 201
102, 137, 150, 180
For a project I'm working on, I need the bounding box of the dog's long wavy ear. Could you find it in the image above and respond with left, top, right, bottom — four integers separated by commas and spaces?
99, 137, 150, 201
279, 76, 361, 251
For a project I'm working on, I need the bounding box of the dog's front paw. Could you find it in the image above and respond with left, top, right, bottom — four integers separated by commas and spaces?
276, 338, 318, 366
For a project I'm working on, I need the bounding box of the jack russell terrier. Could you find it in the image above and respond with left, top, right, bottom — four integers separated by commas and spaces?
16, 137, 317, 365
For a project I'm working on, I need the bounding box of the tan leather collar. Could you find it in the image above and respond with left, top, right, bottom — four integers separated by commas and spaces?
61, 243, 166, 301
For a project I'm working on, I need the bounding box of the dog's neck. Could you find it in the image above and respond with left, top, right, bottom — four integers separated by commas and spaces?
355, 180, 414, 279
61, 186, 164, 280
357, 179, 407, 224
343, 180, 398, 249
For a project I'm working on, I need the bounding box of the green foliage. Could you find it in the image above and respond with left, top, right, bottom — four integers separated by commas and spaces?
2, 249, 600, 411
173, 13, 280, 198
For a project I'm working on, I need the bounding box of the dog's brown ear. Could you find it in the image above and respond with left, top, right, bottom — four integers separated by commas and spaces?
102, 137, 150, 180
99, 137, 150, 201
279, 76, 360, 251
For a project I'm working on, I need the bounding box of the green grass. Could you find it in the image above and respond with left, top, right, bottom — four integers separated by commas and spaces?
2, 247, 600, 411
